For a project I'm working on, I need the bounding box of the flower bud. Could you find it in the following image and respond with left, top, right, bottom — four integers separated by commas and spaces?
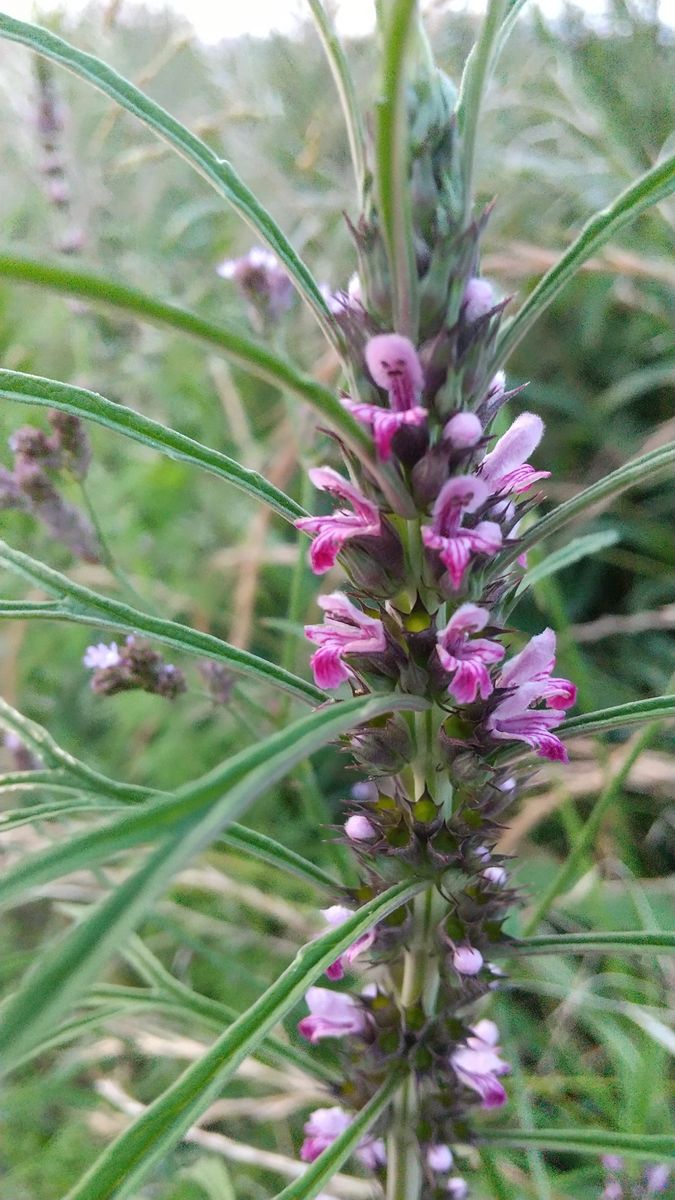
453, 945, 484, 975
345, 814, 377, 841
463, 277, 495, 322
444, 411, 483, 449
427, 1144, 453, 1172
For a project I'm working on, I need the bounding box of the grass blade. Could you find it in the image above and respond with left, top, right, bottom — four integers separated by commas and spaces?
0, 15, 339, 351
306, 0, 366, 195
0, 539, 324, 705
456, 0, 508, 221
479, 1129, 675, 1161
495, 153, 675, 367
560, 695, 675, 738
516, 529, 619, 594
509, 931, 675, 955
65, 878, 424, 1200
495, 441, 675, 571
273, 1076, 400, 1199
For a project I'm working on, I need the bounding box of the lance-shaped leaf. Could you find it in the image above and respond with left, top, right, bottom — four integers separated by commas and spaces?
0, 539, 324, 705
0, 264, 369, 458
0, 16, 340, 352
495, 441, 675, 571
306, 0, 366, 195
516, 528, 619, 595
64, 877, 424, 1200
480, 1129, 675, 1161
272, 1076, 401, 1200
0, 693, 425, 911
560, 694, 675, 738
0, 693, 427, 1074
456, 0, 508, 221
0, 698, 338, 891
494, 152, 675, 368
507, 931, 675, 956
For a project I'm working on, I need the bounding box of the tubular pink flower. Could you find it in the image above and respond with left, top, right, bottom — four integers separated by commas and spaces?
463, 277, 495, 322
300, 1106, 385, 1169
444, 411, 483, 448
295, 467, 381, 575
298, 986, 369, 1044
304, 593, 386, 689
342, 333, 427, 460
422, 476, 502, 590
321, 904, 376, 981
480, 412, 550, 495
486, 629, 577, 761
345, 814, 377, 841
451, 1019, 510, 1109
436, 603, 505, 703
453, 945, 484, 976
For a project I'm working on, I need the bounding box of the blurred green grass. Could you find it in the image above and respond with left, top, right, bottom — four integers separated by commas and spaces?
0, 2, 673, 1196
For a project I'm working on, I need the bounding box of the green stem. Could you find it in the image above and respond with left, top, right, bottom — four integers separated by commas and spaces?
386, 1074, 422, 1200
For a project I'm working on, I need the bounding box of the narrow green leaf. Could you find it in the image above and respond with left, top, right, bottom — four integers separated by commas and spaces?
375, 0, 419, 337
221, 824, 338, 891
517, 529, 619, 594
509, 931, 675, 955
0, 797, 121, 828
0, 539, 324, 705
0, 16, 339, 351
495, 153, 675, 367
273, 1076, 400, 1200
65, 878, 425, 1200
0, 262, 369, 457
480, 1129, 675, 1161
560, 695, 675, 738
0, 368, 306, 524
456, 0, 508, 221
494, 441, 675, 571
306, 0, 366, 195
0, 695, 427, 1074
0, 693, 425, 912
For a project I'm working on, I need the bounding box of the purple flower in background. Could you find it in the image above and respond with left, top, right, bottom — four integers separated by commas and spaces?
451, 1019, 510, 1109
304, 592, 386, 689
298, 987, 370, 1043
295, 467, 381, 575
480, 412, 550, 496
644, 1165, 671, 1194
427, 1144, 454, 1172
446, 1180, 470, 1199
343, 333, 427, 460
301, 1107, 351, 1161
321, 904, 376, 980
217, 246, 293, 320
422, 476, 502, 590
436, 603, 505, 704
83, 642, 121, 669
483, 865, 508, 885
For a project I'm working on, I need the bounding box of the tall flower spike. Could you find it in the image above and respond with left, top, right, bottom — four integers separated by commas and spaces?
436, 603, 505, 704
422, 476, 502, 590
295, 467, 381, 575
480, 412, 550, 495
304, 592, 386, 689
343, 333, 427, 460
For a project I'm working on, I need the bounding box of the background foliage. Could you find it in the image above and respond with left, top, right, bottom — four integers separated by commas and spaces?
0, 1, 673, 1196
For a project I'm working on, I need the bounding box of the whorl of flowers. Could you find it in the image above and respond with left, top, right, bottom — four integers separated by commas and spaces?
283, 67, 578, 1190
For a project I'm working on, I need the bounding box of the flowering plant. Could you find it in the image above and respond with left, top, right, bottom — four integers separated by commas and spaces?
0, 3, 673, 1199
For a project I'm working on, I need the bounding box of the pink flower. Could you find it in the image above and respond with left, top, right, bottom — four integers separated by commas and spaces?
463, 277, 495, 322
321, 904, 376, 981
83, 642, 120, 669
451, 1019, 510, 1109
453, 944, 484, 976
436, 603, 505, 704
427, 1145, 454, 1172
298, 986, 369, 1044
342, 333, 427, 460
486, 629, 576, 762
345, 814, 377, 841
444, 412, 483, 449
304, 593, 386, 689
483, 865, 507, 885
217, 246, 293, 318
295, 467, 381, 575
480, 412, 550, 496
446, 1180, 469, 1199
300, 1106, 385, 1170
422, 476, 502, 591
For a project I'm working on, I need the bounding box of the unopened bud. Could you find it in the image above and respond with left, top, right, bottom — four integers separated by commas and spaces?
345, 814, 377, 841
463, 277, 495, 322
453, 945, 484, 976
444, 411, 483, 448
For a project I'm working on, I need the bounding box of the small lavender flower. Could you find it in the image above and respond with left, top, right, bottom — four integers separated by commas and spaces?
343, 334, 427, 461
486, 630, 576, 762
300, 1106, 385, 1169
345, 813, 377, 841
436, 603, 504, 703
320, 904, 376, 981
84, 636, 186, 700
446, 1179, 470, 1199
421, 476, 502, 591
463, 277, 496, 322
480, 412, 550, 496
304, 593, 386, 689
452, 945, 484, 976
450, 1020, 511, 1109
295, 467, 381, 575
298, 987, 370, 1043
444, 412, 483, 449
427, 1144, 454, 1172
83, 642, 121, 669
644, 1165, 670, 1194
217, 246, 293, 323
